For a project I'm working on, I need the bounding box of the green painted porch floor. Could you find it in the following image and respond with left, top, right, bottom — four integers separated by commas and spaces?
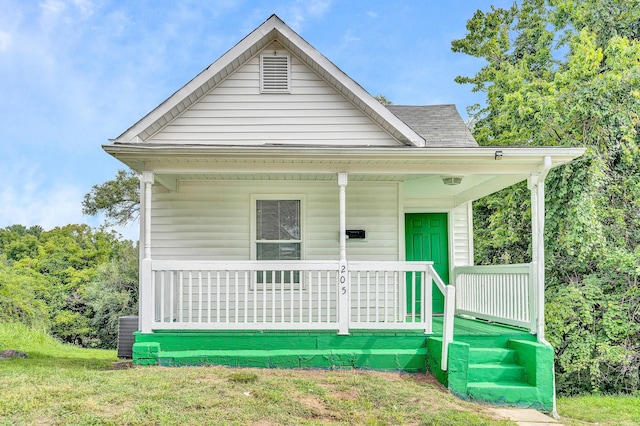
432, 316, 533, 339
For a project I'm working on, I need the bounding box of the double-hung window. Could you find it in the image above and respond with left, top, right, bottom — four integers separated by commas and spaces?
254, 198, 302, 285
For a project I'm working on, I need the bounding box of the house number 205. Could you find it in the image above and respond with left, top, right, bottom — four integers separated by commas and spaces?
339, 264, 347, 295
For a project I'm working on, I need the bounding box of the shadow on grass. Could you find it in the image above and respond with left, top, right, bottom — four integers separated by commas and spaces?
2, 351, 118, 370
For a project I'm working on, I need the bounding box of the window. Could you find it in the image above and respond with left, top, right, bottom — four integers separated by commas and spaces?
260, 53, 290, 93
254, 199, 302, 284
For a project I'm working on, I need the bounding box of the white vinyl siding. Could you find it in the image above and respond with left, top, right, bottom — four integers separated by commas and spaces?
147, 53, 400, 146
149, 181, 399, 262
451, 203, 473, 267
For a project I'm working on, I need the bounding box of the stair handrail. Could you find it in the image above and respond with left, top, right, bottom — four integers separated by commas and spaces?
427, 264, 455, 371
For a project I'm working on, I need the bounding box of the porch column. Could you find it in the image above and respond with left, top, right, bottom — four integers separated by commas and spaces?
140, 171, 155, 333
528, 156, 551, 340
337, 173, 349, 335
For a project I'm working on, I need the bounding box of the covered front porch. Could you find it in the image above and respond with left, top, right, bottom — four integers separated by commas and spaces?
137, 259, 537, 370
121, 146, 584, 412
131, 148, 571, 341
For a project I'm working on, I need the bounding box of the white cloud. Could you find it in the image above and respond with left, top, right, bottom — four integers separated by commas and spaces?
366, 11, 378, 18
39, 0, 94, 30
0, 30, 12, 51
39, 0, 66, 14
72, 0, 94, 19
343, 29, 360, 43
305, 0, 331, 17
287, 0, 331, 31
0, 164, 93, 230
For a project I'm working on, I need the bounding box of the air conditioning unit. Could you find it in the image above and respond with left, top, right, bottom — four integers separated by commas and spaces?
117, 316, 139, 359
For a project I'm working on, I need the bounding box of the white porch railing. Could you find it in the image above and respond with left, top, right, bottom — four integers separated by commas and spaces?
149, 260, 339, 330
454, 263, 535, 332
142, 260, 456, 370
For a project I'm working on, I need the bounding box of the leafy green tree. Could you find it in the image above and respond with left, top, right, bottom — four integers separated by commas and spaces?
0, 263, 49, 327
85, 243, 138, 348
454, 0, 640, 394
0, 224, 138, 348
375, 94, 393, 105
82, 169, 140, 227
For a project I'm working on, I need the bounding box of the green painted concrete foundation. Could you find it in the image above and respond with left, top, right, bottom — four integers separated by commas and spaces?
133, 330, 429, 372
132, 318, 555, 412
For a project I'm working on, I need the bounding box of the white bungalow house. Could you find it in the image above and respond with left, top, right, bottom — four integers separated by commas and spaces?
104, 15, 584, 412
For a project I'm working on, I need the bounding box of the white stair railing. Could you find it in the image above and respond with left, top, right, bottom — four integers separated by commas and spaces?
426, 265, 455, 371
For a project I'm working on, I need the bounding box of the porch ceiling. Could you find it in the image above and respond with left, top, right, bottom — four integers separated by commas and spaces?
104, 144, 585, 203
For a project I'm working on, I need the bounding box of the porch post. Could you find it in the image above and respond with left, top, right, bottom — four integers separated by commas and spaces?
528, 156, 551, 340
337, 173, 350, 335
140, 171, 155, 333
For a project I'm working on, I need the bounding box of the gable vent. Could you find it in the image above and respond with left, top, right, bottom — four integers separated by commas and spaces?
261, 53, 290, 93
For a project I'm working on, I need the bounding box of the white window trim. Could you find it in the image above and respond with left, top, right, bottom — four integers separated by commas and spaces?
260, 52, 291, 93
250, 194, 306, 290
250, 194, 306, 261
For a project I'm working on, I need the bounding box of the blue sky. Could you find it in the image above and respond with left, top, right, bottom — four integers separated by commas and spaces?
0, 0, 512, 239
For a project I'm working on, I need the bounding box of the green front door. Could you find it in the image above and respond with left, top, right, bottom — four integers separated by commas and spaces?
405, 213, 449, 314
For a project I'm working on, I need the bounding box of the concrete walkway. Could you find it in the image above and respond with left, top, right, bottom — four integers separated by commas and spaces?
486, 408, 563, 425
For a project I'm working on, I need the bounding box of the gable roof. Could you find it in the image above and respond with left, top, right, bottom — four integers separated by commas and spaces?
386, 105, 477, 147
113, 14, 428, 147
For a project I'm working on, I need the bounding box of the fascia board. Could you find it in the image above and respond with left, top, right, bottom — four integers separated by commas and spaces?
103, 144, 586, 171
104, 144, 585, 158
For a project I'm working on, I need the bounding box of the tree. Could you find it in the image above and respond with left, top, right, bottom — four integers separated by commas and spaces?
375, 94, 393, 105
85, 242, 138, 349
82, 169, 140, 227
0, 224, 138, 348
0, 263, 49, 327
453, 0, 640, 394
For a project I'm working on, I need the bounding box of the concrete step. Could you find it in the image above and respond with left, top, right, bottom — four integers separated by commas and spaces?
453, 334, 535, 348
467, 363, 526, 383
156, 347, 427, 371
466, 381, 540, 407
469, 347, 517, 364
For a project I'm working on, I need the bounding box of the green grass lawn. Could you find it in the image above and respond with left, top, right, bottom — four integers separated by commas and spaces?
0, 323, 510, 425
1, 323, 637, 425
557, 394, 640, 426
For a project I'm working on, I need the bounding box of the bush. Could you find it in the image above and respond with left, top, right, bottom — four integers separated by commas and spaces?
547, 276, 640, 395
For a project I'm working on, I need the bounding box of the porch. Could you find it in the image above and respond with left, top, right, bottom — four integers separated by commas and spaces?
138, 260, 537, 365
130, 161, 565, 412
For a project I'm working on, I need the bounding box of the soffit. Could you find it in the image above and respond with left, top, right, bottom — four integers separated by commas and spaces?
105, 144, 584, 202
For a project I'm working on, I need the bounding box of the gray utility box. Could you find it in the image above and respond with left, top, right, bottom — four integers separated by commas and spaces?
117, 316, 139, 358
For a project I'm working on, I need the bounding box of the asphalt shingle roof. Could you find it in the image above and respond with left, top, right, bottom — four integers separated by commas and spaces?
386, 104, 478, 147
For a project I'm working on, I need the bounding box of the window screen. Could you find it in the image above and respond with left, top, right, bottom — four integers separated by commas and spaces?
256, 200, 301, 284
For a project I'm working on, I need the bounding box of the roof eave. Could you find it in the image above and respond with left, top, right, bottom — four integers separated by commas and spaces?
103, 143, 586, 167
